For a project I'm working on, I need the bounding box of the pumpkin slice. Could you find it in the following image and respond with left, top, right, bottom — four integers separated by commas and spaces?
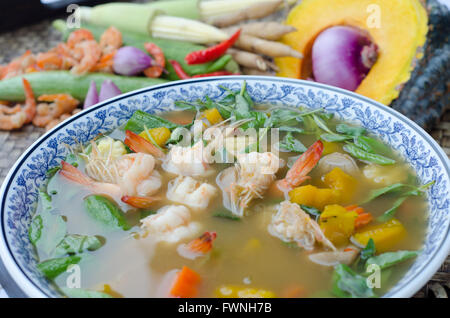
275, 0, 428, 105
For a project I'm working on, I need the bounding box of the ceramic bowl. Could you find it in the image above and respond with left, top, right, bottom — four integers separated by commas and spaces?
1, 76, 449, 297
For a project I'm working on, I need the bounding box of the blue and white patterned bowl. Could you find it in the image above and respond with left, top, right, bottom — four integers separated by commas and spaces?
0, 76, 449, 298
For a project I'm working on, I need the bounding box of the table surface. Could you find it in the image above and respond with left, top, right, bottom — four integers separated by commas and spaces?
0, 5, 449, 298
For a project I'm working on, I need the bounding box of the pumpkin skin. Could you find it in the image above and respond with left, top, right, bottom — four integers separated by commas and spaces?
275, 0, 428, 105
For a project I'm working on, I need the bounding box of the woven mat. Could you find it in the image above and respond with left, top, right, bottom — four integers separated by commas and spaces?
0, 17, 449, 298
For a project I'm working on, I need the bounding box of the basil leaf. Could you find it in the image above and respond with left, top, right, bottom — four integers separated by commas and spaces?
366, 250, 419, 270
234, 94, 251, 119
279, 132, 307, 153
360, 238, 376, 262
37, 255, 82, 279
213, 209, 240, 221
377, 196, 408, 222
312, 114, 333, 133
343, 143, 395, 165
83, 195, 130, 231
124, 110, 179, 133
332, 264, 376, 298
300, 204, 321, 221
62, 287, 112, 298
268, 109, 300, 127
53, 234, 103, 257
29, 215, 43, 245
279, 126, 304, 134
320, 133, 352, 142
361, 183, 408, 204
336, 124, 366, 137
354, 136, 392, 156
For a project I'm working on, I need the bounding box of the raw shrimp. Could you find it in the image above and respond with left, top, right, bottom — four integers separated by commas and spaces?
0, 78, 36, 130
140, 205, 201, 243
1, 51, 36, 79
277, 140, 323, 192
143, 43, 165, 78
32, 94, 79, 128
166, 175, 217, 209
216, 152, 283, 217
268, 201, 336, 251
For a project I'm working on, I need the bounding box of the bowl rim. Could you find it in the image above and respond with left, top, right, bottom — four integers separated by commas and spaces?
1, 75, 449, 298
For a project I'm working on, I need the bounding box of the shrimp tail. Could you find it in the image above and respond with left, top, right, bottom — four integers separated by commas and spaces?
185, 232, 217, 254
121, 195, 161, 209
124, 130, 165, 158
277, 140, 323, 192
59, 160, 94, 187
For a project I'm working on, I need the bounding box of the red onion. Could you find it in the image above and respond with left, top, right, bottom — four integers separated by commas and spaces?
113, 46, 153, 76
83, 80, 99, 109
311, 26, 378, 91
99, 80, 122, 102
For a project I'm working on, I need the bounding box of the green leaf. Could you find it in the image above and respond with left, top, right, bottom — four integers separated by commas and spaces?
124, 110, 179, 134
366, 250, 419, 270
278, 126, 304, 134
343, 143, 395, 165
312, 114, 333, 133
53, 234, 103, 257
354, 136, 392, 156
37, 255, 82, 280
320, 133, 352, 142
332, 264, 376, 298
377, 196, 408, 222
267, 108, 300, 127
83, 195, 130, 231
300, 204, 321, 221
336, 124, 366, 137
29, 215, 43, 245
64, 153, 79, 167
279, 132, 307, 153
213, 209, 240, 221
360, 238, 376, 261
361, 183, 408, 204
62, 287, 112, 298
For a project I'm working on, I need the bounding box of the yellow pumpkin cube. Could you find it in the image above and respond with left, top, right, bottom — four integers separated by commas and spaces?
322, 141, 341, 155
215, 285, 276, 298
352, 218, 407, 253
139, 127, 171, 147
204, 108, 223, 125
319, 204, 358, 246
323, 167, 357, 202
289, 185, 341, 210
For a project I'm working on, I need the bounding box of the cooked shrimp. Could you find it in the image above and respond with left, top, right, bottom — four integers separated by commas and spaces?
140, 205, 201, 243
277, 140, 323, 192
167, 175, 217, 209
268, 201, 336, 251
99, 26, 122, 55
162, 141, 213, 177
70, 40, 102, 75
1, 51, 36, 79
32, 94, 79, 128
124, 130, 165, 158
67, 29, 95, 48
0, 78, 36, 130
177, 232, 217, 260
44, 108, 81, 131
143, 43, 165, 78
216, 152, 283, 217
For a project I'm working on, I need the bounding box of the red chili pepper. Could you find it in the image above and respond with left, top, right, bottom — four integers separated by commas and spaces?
185, 29, 241, 65
192, 71, 238, 78
169, 60, 191, 80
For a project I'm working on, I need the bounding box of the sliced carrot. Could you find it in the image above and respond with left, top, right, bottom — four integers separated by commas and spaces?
355, 212, 373, 228
170, 266, 201, 298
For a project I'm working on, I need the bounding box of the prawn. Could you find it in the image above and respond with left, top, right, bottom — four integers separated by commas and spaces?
0, 78, 36, 130
166, 175, 217, 209
177, 232, 217, 260
268, 201, 336, 251
1, 51, 36, 80
143, 43, 165, 78
140, 205, 201, 243
70, 40, 102, 75
277, 140, 323, 192
32, 94, 79, 128
95, 27, 123, 73
124, 130, 165, 158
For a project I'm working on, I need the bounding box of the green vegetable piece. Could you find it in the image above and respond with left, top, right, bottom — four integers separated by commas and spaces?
366, 250, 419, 270
360, 238, 376, 261
336, 123, 366, 137
320, 133, 352, 143
62, 287, 113, 298
377, 196, 408, 222
0, 71, 167, 102
53, 235, 103, 257
279, 132, 307, 153
213, 209, 240, 221
64, 153, 79, 167
343, 143, 395, 165
354, 135, 392, 156
83, 195, 130, 231
124, 110, 179, 134
361, 183, 408, 204
312, 114, 333, 133
28, 215, 43, 245
332, 264, 376, 298
300, 204, 321, 221
37, 255, 82, 280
